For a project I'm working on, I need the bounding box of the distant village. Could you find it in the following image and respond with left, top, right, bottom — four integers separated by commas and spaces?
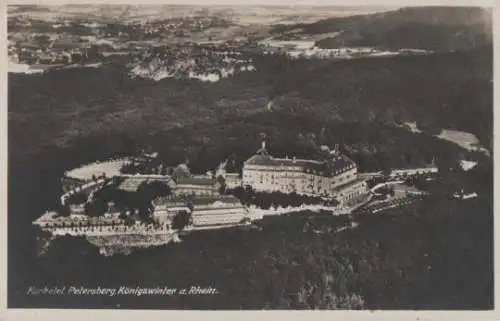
8, 12, 432, 78
7, 14, 252, 76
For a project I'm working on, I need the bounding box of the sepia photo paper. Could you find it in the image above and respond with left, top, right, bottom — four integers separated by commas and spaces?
1, 0, 498, 320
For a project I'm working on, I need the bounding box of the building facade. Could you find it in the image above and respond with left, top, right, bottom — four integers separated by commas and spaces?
333, 179, 369, 204
152, 195, 248, 228
242, 142, 363, 202
190, 195, 249, 227
173, 176, 220, 196
224, 173, 242, 189
151, 198, 189, 225
389, 167, 438, 179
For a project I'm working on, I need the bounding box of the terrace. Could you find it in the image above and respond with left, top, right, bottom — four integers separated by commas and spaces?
64, 158, 130, 181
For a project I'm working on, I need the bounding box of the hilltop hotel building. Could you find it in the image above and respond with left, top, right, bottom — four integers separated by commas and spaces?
152, 195, 249, 228
242, 142, 368, 203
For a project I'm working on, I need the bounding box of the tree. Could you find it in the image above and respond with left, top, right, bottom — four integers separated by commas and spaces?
86, 45, 102, 62
120, 163, 138, 174
85, 198, 107, 217
66, 192, 87, 206
58, 205, 71, 217
289, 192, 302, 207
140, 180, 172, 199
71, 53, 83, 64
257, 192, 273, 209
172, 210, 192, 231
218, 183, 227, 195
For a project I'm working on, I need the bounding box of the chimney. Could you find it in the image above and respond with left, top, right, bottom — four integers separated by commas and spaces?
266, 100, 273, 111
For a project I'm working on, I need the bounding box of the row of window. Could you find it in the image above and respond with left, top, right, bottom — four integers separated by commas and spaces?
244, 169, 356, 180
248, 175, 357, 189
175, 190, 217, 196
194, 215, 245, 224
391, 170, 436, 177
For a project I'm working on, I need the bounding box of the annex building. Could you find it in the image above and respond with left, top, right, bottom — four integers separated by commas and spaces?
152, 195, 249, 228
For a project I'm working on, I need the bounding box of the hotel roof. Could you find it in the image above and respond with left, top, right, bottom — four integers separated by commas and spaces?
176, 176, 216, 186
152, 197, 187, 207
190, 195, 242, 206
118, 175, 173, 192
244, 154, 355, 176
152, 195, 241, 207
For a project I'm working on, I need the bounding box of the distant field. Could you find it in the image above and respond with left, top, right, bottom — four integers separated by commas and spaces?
437, 129, 484, 152
399, 123, 490, 155
7, 4, 396, 25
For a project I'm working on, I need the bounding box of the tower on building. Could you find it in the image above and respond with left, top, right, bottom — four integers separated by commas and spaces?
266, 100, 273, 112
256, 141, 268, 156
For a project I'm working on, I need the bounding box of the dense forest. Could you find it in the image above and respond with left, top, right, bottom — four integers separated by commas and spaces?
9, 45, 492, 167
11, 187, 492, 309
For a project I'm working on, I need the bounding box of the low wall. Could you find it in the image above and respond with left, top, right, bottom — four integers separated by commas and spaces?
60, 177, 108, 205
370, 180, 405, 193
49, 226, 172, 237
87, 232, 180, 256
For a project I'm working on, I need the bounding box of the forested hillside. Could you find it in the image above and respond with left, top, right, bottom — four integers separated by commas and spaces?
13, 188, 493, 309
263, 47, 492, 149
271, 7, 492, 51
9, 45, 492, 168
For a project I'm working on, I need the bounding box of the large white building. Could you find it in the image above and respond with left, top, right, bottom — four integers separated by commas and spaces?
190, 195, 249, 227
152, 195, 248, 228
151, 198, 189, 225
223, 173, 242, 189
174, 176, 220, 197
242, 142, 367, 203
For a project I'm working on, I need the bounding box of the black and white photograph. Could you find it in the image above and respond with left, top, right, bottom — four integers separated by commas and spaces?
3, 1, 495, 315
